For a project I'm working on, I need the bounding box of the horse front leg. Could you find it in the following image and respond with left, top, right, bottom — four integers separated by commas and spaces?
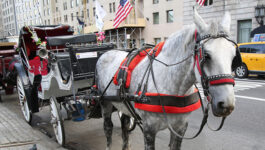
143, 125, 157, 150
169, 122, 188, 150
101, 101, 114, 150
120, 114, 131, 150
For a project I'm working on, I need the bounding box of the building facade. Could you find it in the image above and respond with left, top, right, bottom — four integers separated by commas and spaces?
183, 0, 265, 43
1, 0, 17, 37
16, 0, 43, 31
142, 0, 183, 44
0, 0, 3, 39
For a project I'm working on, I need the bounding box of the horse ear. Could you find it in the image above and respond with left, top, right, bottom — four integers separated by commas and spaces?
221, 12, 231, 33
193, 8, 208, 33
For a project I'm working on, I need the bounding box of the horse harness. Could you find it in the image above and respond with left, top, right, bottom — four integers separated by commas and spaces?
98, 29, 242, 138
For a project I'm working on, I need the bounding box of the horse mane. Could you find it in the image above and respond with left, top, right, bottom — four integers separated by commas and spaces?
161, 25, 197, 58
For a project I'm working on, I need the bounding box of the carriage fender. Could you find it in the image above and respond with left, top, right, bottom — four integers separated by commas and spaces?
14, 62, 30, 86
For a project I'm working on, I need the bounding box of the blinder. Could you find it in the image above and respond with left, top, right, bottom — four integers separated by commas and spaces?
195, 32, 242, 71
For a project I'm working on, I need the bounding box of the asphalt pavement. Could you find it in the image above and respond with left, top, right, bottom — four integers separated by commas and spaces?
1, 77, 265, 150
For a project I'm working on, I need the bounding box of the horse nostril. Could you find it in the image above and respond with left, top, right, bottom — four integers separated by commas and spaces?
217, 102, 225, 109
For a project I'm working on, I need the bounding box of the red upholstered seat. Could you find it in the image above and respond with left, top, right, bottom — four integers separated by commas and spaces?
29, 56, 48, 75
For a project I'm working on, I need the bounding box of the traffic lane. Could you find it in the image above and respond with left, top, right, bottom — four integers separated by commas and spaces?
236, 85, 265, 101
181, 95, 265, 150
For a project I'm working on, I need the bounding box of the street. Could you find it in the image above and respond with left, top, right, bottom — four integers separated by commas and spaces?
1, 77, 265, 150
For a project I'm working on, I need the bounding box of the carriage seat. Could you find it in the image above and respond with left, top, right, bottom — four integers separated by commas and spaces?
55, 53, 71, 82
46, 34, 97, 47
29, 56, 48, 75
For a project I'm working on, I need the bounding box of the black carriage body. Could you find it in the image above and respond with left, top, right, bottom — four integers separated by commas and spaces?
46, 34, 114, 81
68, 44, 114, 81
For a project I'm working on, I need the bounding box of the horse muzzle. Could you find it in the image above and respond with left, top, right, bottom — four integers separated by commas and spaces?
211, 99, 235, 117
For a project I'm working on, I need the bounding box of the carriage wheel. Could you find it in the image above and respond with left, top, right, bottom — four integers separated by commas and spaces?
118, 111, 136, 132
17, 76, 32, 123
50, 96, 65, 146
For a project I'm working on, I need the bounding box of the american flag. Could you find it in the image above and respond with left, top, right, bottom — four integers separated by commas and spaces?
196, 0, 206, 6
113, 0, 133, 28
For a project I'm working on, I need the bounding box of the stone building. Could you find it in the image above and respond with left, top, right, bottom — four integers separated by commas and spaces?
0, 1, 3, 39
0, 0, 17, 37
2, 0, 265, 45
84, 0, 183, 48
184, 0, 265, 43
16, 0, 43, 30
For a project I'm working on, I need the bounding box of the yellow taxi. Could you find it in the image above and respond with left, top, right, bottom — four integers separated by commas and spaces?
235, 42, 265, 78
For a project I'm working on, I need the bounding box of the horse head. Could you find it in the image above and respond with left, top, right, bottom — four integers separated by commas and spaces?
193, 9, 240, 117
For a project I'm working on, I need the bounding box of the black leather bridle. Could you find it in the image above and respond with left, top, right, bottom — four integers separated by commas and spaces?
194, 30, 240, 101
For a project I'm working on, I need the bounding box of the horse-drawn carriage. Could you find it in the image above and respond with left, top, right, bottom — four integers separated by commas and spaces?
15, 24, 120, 145
16, 8, 242, 150
0, 42, 18, 101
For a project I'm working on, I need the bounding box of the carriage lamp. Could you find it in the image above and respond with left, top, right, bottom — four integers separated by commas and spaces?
255, 5, 265, 26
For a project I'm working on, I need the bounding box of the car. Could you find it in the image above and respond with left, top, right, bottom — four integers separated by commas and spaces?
235, 42, 265, 78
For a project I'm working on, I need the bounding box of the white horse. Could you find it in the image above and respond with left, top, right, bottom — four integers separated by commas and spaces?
96, 9, 239, 150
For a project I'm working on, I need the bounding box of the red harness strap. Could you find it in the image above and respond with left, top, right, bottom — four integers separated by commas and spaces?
134, 90, 201, 113
209, 78, 235, 86
114, 42, 165, 88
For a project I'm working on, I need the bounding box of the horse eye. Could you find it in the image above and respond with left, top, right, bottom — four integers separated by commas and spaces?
205, 53, 211, 60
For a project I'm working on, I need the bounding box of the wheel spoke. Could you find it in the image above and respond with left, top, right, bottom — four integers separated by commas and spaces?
50, 97, 65, 145
17, 76, 31, 123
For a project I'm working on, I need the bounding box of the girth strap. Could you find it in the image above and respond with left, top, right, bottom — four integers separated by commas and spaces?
137, 91, 200, 107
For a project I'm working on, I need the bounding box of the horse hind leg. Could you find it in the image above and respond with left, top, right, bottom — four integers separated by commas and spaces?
120, 114, 131, 150
101, 101, 114, 150
169, 122, 188, 150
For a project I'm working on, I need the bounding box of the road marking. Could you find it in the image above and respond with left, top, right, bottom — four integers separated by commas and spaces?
235, 95, 265, 102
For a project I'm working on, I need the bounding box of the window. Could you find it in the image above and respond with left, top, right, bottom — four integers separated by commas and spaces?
154, 38, 161, 44
153, 12, 159, 24
87, 9, 89, 18
76, 0, 79, 6
166, 10, 173, 23
71, 0, 74, 8
109, 3, 112, 13
239, 44, 265, 54
93, 7, 95, 16
153, 0, 159, 4
48, 19, 50, 25
238, 20, 252, 43
56, 7, 58, 12
63, 2, 67, 10
204, 0, 213, 6
64, 15, 68, 22
113, 2, 115, 12
71, 13, 73, 21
